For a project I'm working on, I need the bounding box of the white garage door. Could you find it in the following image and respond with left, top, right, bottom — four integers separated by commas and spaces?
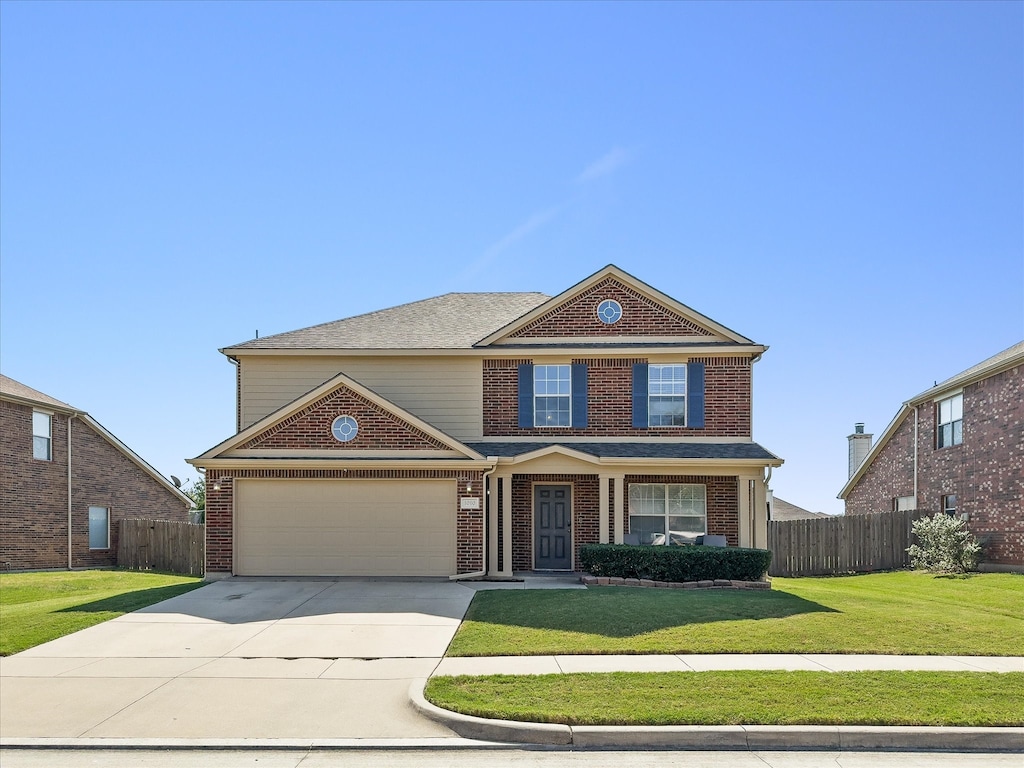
235, 479, 457, 576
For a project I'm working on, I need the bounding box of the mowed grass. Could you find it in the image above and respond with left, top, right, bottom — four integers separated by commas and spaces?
448, 572, 1024, 656
425, 670, 1024, 727
0, 570, 205, 655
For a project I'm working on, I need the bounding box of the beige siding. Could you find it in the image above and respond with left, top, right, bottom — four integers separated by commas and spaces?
239, 355, 483, 440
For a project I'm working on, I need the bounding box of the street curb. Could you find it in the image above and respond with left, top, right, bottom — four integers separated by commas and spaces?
411, 679, 1024, 752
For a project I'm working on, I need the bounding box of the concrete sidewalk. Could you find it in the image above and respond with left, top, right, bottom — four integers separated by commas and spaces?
434, 653, 1024, 676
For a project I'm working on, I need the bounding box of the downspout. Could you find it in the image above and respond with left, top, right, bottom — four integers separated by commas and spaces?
449, 461, 497, 581
66, 412, 80, 570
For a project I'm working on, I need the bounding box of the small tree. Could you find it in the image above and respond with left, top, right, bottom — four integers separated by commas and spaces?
185, 477, 206, 524
907, 513, 982, 574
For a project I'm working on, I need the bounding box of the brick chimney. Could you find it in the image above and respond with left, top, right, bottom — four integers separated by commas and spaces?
848, 423, 872, 478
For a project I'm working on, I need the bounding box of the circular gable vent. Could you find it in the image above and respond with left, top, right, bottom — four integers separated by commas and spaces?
331, 415, 359, 442
596, 299, 622, 325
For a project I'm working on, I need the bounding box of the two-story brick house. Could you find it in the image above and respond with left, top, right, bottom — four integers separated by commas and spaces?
1, 375, 192, 570
839, 341, 1023, 569
191, 265, 783, 578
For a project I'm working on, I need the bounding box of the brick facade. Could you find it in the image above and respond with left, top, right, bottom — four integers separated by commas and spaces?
1, 399, 190, 570
845, 364, 1023, 566
483, 356, 751, 437
202, 468, 484, 574
507, 277, 715, 338
240, 385, 448, 451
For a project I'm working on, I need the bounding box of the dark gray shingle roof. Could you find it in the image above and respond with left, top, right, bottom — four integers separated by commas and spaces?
465, 442, 780, 461
226, 292, 551, 350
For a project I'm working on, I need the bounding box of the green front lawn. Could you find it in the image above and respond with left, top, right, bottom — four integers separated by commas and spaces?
449, 572, 1023, 656
426, 670, 1024, 727
0, 570, 206, 655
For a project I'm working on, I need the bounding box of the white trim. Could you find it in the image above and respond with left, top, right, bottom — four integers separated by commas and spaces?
222, 344, 769, 358
88, 506, 111, 550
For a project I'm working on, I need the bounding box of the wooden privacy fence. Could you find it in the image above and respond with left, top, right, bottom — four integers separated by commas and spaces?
767, 509, 929, 577
118, 519, 205, 577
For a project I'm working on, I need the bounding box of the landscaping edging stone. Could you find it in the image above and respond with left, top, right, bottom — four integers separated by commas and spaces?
580, 575, 771, 590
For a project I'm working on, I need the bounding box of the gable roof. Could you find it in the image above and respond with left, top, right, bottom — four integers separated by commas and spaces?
838, 340, 1024, 500
191, 369, 486, 463
476, 265, 755, 346
771, 497, 830, 520
224, 292, 550, 352
0, 374, 192, 507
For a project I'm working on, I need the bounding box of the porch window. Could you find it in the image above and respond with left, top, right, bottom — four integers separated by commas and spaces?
628, 483, 706, 545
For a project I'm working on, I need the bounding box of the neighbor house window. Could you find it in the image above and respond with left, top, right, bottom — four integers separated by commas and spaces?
628, 483, 706, 545
32, 411, 51, 461
534, 365, 571, 427
942, 494, 957, 516
893, 496, 917, 512
648, 364, 687, 426
937, 393, 963, 448
89, 506, 110, 549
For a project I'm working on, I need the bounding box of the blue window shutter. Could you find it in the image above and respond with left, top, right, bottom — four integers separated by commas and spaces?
687, 362, 705, 428
571, 364, 588, 428
632, 364, 649, 428
518, 364, 534, 428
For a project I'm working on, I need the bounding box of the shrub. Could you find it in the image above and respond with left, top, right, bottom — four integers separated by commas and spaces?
579, 544, 772, 583
907, 514, 982, 574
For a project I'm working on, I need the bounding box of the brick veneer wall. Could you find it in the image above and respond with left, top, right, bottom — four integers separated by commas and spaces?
845, 364, 1022, 565
508, 277, 715, 338
483, 357, 751, 437
1, 400, 190, 570
241, 386, 448, 451
510, 474, 600, 571
624, 475, 740, 547
201, 468, 484, 574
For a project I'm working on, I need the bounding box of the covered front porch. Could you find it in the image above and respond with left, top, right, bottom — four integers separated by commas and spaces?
468, 442, 782, 578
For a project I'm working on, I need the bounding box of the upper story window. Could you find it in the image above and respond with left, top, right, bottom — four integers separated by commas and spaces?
32, 411, 51, 461
648, 364, 687, 426
937, 393, 963, 448
534, 365, 571, 427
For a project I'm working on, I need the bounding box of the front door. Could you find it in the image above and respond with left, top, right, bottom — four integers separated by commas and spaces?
534, 485, 572, 570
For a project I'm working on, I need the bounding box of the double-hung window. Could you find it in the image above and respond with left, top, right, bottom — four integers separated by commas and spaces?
648, 364, 687, 426
937, 394, 963, 448
534, 365, 571, 427
628, 483, 706, 545
32, 411, 52, 461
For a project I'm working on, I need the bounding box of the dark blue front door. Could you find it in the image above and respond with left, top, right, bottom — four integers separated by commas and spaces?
534, 485, 571, 570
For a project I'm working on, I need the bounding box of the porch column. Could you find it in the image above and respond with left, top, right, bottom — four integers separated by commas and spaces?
612, 475, 625, 544
598, 474, 610, 544
737, 474, 762, 548
487, 472, 501, 577
500, 474, 513, 576
752, 475, 768, 550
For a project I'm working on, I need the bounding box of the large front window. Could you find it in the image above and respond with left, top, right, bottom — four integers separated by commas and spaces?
937, 394, 963, 448
534, 365, 571, 427
628, 483, 706, 545
648, 364, 686, 426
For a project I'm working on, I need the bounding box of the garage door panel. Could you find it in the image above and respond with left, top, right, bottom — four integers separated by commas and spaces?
235, 479, 456, 576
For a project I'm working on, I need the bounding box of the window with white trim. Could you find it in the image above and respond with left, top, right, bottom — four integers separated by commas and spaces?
534, 365, 571, 427
32, 411, 51, 461
648, 364, 686, 427
937, 393, 963, 448
628, 483, 706, 545
88, 506, 110, 550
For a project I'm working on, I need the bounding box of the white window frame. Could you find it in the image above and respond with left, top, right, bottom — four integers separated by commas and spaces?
88, 506, 110, 550
533, 364, 571, 428
32, 411, 52, 461
937, 393, 963, 448
648, 364, 687, 427
627, 482, 706, 546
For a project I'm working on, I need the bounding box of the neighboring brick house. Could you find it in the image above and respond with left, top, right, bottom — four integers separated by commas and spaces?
191, 265, 783, 578
838, 341, 1024, 570
1, 375, 192, 570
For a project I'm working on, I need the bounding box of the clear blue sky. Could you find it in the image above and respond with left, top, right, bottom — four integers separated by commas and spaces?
2, 2, 1021, 514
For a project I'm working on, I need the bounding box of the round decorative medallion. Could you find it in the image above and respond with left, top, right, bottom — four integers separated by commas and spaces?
596, 299, 623, 325
331, 415, 359, 442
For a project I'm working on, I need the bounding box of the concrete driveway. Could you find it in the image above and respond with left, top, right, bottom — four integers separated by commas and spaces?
0, 578, 475, 740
